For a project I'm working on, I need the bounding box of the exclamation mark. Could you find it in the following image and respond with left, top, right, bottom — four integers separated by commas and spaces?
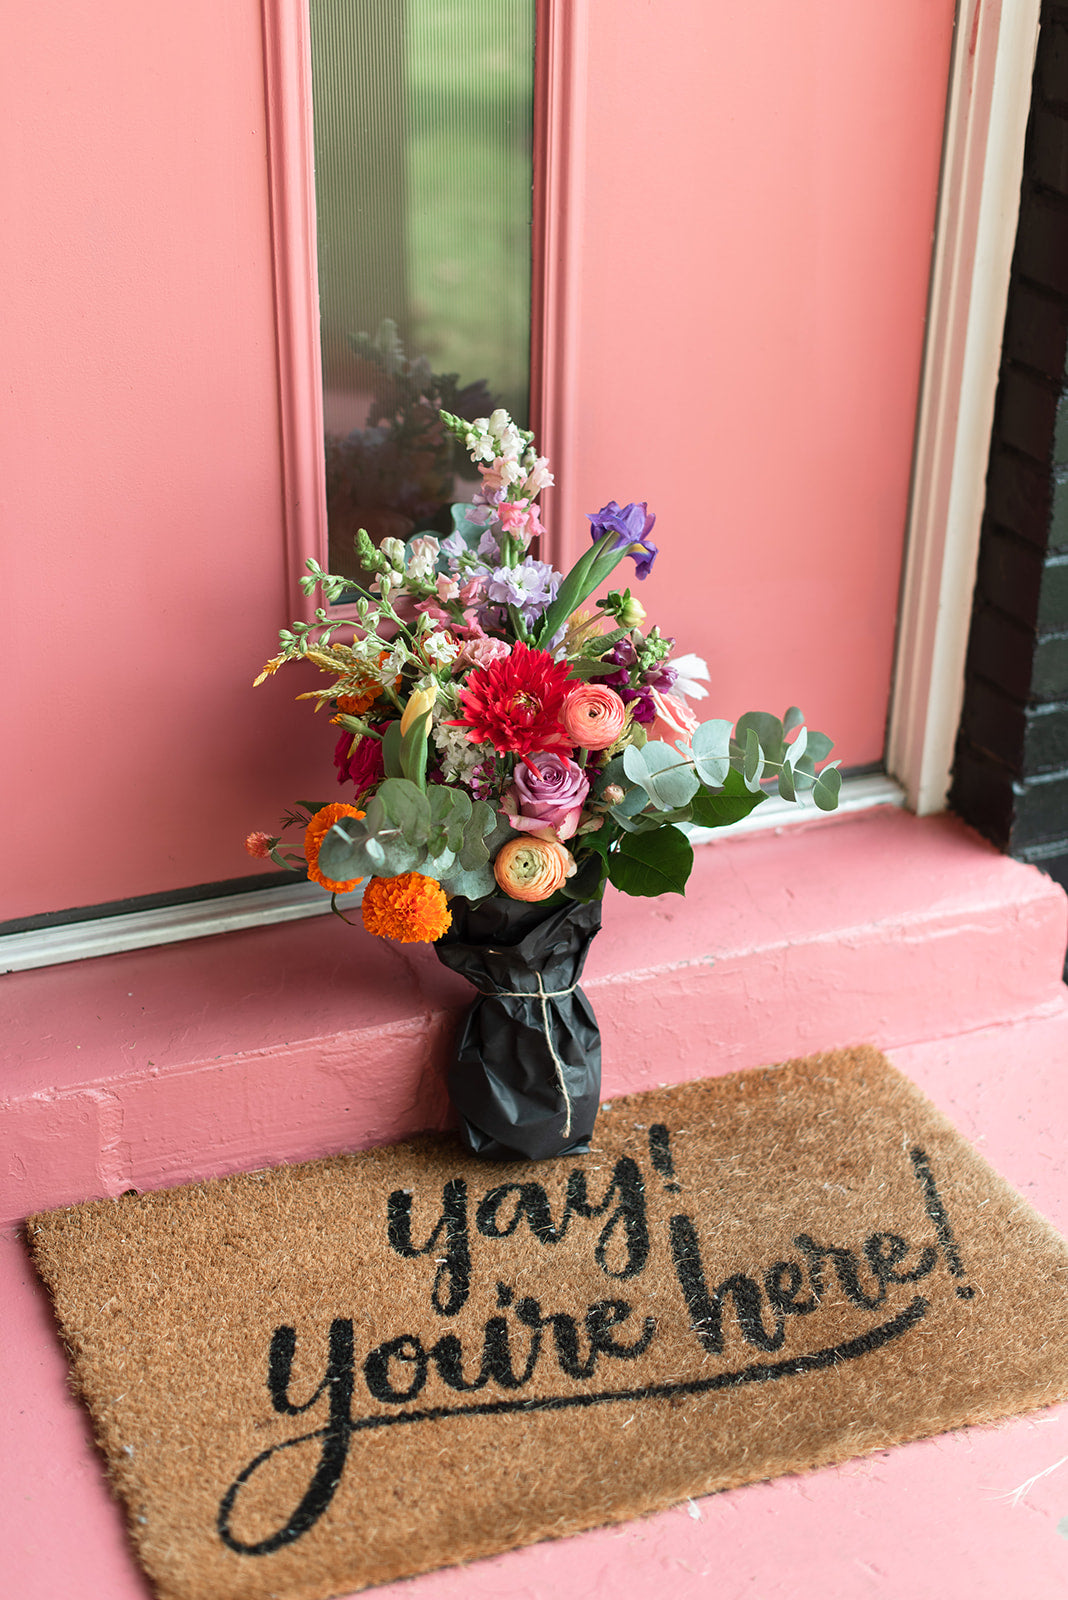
909, 1146, 976, 1300
648, 1124, 681, 1192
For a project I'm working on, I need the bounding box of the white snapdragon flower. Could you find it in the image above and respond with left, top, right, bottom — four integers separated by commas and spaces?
669, 653, 711, 700
378, 537, 407, 573
405, 535, 441, 583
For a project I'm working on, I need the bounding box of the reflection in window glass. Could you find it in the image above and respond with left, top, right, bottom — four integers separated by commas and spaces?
309, 0, 536, 583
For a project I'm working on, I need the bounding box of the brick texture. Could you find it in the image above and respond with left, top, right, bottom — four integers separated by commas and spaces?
951, 1, 1068, 922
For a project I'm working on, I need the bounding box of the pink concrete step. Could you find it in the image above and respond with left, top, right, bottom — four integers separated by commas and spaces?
6, 1000, 1068, 1600
3, 806, 1066, 1227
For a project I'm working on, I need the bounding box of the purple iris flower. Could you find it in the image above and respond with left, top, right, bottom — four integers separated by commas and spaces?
587, 500, 658, 579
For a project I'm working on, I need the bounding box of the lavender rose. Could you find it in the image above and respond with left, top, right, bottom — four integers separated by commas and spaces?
504, 752, 590, 841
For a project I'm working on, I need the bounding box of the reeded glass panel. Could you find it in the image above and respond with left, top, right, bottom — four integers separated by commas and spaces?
309, 0, 536, 584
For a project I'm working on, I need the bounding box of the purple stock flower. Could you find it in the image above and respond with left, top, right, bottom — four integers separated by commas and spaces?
587, 500, 658, 579
483, 558, 562, 625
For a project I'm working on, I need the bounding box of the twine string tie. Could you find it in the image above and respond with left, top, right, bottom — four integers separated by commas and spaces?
474, 972, 579, 1139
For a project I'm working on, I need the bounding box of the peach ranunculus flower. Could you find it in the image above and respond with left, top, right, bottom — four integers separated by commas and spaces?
493, 837, 576, 902
561, 683, 627, 750
648, 689, 700, 749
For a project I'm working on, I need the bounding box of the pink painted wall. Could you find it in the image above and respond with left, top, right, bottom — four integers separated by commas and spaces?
554, 0, 956, 768
2, 2, 330, 921
2, 0, 955, 923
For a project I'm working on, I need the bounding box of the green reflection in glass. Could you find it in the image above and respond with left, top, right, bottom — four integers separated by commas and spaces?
309, 0, 535, 583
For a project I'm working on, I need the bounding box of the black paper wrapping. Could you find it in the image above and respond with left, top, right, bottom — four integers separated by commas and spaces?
434, 896, 602, 1161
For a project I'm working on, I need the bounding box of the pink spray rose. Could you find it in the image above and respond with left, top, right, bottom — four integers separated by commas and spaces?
504, 752, 590, 841
648, 689, 700, 749
562, 683, 627, 750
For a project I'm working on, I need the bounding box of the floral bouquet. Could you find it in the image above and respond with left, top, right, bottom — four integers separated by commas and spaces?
249, 408, 841, 1159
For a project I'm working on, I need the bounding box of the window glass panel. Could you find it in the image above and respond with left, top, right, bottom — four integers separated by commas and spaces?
309, 0, 536, 583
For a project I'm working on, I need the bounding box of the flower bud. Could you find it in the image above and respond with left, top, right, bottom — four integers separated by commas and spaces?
619, 594, 646, 629
400, 681, 438, 736
602, 784, 625, 806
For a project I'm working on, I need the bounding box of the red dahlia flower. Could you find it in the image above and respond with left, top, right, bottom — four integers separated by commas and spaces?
454, 642, 574, 756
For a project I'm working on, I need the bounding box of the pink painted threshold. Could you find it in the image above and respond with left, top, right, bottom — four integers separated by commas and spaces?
3, 806, 1068, 1598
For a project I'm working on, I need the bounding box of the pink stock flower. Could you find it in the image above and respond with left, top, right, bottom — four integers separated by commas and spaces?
562, 683, 627, 750
648, 689, 700, 749
504, 752, 590, 841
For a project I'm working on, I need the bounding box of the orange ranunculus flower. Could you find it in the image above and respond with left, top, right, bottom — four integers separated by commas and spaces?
562, 683, 627, 750
303, 803, 366, 893
493, 837, 576, 902
361, 872, 452, 943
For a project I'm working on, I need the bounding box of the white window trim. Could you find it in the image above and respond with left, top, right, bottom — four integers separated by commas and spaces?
0, 773, 905, 973
887, 0, 1041, 815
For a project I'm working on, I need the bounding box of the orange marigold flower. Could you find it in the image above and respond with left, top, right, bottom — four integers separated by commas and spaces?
336, 684, 378, 717
361, 873, 452, 944
303, 803, 366, 893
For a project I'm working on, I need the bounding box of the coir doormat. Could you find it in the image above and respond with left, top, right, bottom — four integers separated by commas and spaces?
28, 1046, 1068, 1600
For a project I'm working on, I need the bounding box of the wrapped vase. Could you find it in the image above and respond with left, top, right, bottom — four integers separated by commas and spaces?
434, 896, 602, 1161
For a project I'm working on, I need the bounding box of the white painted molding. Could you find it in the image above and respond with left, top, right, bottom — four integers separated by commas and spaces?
0, 777, 904, 972
0, 882, 366, 974
887, 0, 1041, 815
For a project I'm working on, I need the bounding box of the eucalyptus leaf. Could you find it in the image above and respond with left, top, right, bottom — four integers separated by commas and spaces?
594, 755, 629, 797
786, 725, 808, 767
436, 858, 498, 901
376, 779, 431, 845
736, 712, 784, 762
742, 726, 764, 790
813, 764, 843, 811
623, 740, 700, 809
690, 718, 732, 788
777, 762, 796, 802
459, 808, 512, 872
414, 846, 457, 880
607, 825, 694, 898
783, 706, 804, 736
608, 784, 652, 826
427, 784, 472, 853
805, 730, 834, 764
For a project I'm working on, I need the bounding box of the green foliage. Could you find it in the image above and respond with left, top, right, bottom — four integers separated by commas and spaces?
622, 741, 700, 809
688, 768, 766, 827
607, 826, 694, 898
315, 778, 502, 886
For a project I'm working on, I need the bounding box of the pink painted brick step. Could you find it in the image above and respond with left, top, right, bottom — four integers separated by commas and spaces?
5, 1000, 1068, 1600
2, 807, 1065, 1228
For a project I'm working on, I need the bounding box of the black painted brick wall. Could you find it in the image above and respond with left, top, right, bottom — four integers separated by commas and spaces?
951, 1, 1068, 909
